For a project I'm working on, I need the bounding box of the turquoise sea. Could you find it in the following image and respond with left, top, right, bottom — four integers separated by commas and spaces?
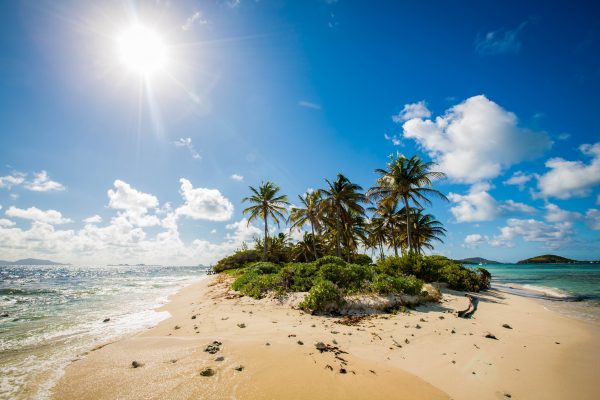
470, 262, 600, 324
0, 264, 208, 400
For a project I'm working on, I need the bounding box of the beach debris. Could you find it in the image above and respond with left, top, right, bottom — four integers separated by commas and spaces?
405, 338, 410, 344
215, 356, 225, 362
369, 369, 376, 374
339, 368, 347, 374
297, 340, 304, 345
170, 359, 178, 363
504, 394, 512, 398
415, 324, 422, 329
451, 329, 456, 334
191, 315, 197, 320
204, 341, 222, 354
438, 316, 445, 320
237, 323, 246, 328
288, 334, 296, 337
451, 360, 456, 364
555, 341, 561, 345
174, 325, 181, 330
265, 342, 270, 346
458, 294, 479, 318
335, 315, 367, 326
221, 317, 229, 320
484, 333, 498, 340
325, 364, 333, 371
199, 367, 215, 377
131, 361, 143, 368
419, 318, 426, 322
502, 323, 512, 329
234, 365, 244, 372
332, 339, 338, 345
102, 318, 110, 323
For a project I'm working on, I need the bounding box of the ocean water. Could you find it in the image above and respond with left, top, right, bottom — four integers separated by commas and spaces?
474, 263, 600, 323
0, 264, 208, 400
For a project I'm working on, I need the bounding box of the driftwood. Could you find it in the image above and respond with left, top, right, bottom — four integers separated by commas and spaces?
457, 294, 478, 318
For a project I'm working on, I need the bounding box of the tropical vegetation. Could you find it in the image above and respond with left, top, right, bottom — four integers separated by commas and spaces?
213, 153, 491, 314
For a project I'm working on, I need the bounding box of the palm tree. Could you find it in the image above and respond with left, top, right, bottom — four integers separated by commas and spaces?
368, 154, 447, 253
410, 210, 446, 254
242, 181, 289, 260
366, 217, 388, 260
320, 174, 366, 257
369, 200, 403, 256
290, 190, 322, 260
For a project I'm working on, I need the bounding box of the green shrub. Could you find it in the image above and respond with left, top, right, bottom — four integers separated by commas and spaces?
214, 249, 261, 272
371, 274, 423, 296
232, 271, 279, 299
249, 261, 279, 274
299, 279, 344, 313
288, 262, 319, 292
315, 255, 346, 268
475, 267, 491, 289
318, 262, 373, 291
350, 254, 373, 266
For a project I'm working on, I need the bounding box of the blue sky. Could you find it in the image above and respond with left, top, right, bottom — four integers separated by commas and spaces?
0, 0, 599, 264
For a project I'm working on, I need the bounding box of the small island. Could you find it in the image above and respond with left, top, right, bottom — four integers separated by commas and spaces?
517, 254, 577, 264
0, 258, 65, 266
458, 257, 501, 265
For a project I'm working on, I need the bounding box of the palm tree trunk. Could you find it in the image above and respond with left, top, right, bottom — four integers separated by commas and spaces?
310, 221, 318, 261
378, 238, 385, 260
263, 213, 268, 261
390, 222, 398, 256
335, 206, 341, 257
403, 195, 412, 253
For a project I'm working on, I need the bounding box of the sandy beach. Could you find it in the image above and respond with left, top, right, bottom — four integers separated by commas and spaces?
51, 275, 600, 400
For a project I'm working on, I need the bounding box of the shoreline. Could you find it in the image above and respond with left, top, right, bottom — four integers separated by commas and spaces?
50, 274, 600, 400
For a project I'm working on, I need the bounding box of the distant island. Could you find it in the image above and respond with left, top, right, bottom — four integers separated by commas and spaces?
0, 258, 66, 266
517, 254, 577, 264
457, 257, 501, 265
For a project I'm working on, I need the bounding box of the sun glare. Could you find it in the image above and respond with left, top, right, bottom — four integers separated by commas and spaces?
117, 24, 167, 76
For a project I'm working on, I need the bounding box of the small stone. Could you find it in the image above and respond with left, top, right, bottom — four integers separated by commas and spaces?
484, 333, 498, 340
405, 338, 410, 344
131, 361, 142, 368
332, 339, 338, 345
451, 329, 456, 334
438, 316, 445, 320
191, 315, 197, 320
174, 325, 181, 330
215, 356, 224, 362
315, 342, 327, 352
297, 340, 304, 345
234, 365, 244, 372
265, 342, 270, 346
555, 341, 560, 345
339, 368, 347, 374
502, 324, 512, 329
103, 318, 110, 323
237, 323, 246, 328
415, 324, 421, 329
199, 368, 215, 377
419, 318, 426, 322
504, 394, 512, 398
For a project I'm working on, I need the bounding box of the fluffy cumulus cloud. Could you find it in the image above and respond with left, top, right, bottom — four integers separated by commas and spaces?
24, 171, 65, 192
0, 179, 255, 265
0, 173, 26, 189
5, 206, 72, 225
489, 218, 574, 249
400, 95, 551, 183
176, 178, 234, 221
544, 203, 581, 223
230, 174, 244, 182
448, 183, 536, 223
392, 101, 431, 122
463, 234, 487, 248
585, 209, 600, 230
535, 142, 600, 199
503, 171, 533, 191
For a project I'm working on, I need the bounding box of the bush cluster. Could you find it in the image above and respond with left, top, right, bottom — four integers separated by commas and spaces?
220, 253, 491, 312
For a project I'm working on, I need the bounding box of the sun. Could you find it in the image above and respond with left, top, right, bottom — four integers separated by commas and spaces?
117, 24, 167, 76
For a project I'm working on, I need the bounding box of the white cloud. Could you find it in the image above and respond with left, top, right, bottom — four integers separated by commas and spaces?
176, 178, 234, 221
108, 180, 161, 227
475, 21, 529, 56
182, 11, 207, 31
384, 133, 402, 146
448, 183, 536, 223
585, 209, 600, 230
544, 203, 581, 223
210, 229, 217, 234
0, 173, 26, 189
24, 171, 65, 192
83, 215, 102, 224
463, 233, 487, 248
6, 206, 72, 225
230, 174, 244, 182
401, 95, 551, 183
535, 142, 600, 199
392, 100, 431, 123
298, 100, 321, 110
489, 218, 574, 249
503, 171, 533, 191
174, 137, 201, 160
0, 218, 15, 227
